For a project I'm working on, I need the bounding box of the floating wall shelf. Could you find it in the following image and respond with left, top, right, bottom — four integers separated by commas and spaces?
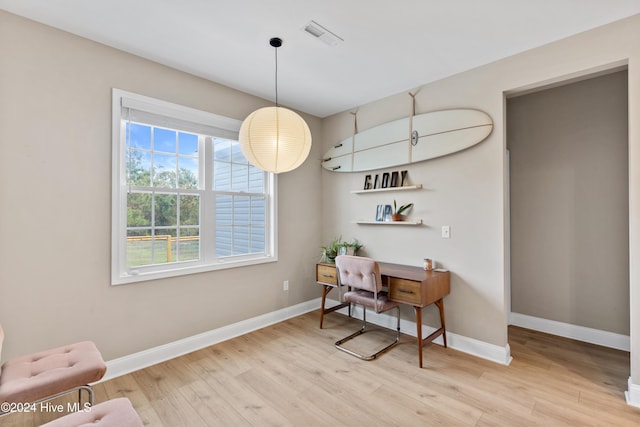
351, 184, 422, 194
355, 220, 423, 226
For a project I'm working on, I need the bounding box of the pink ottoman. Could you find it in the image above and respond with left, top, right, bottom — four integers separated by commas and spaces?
0, 340, 106, 406
41, 398, 143, 427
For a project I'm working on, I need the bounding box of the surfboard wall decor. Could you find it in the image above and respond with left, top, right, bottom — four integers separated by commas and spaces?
322, 109, 493, 172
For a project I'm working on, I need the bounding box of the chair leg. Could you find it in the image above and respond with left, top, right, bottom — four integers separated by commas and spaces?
335, 305, 400, 361
84, 384, 95, 406
395, 305, 401, 338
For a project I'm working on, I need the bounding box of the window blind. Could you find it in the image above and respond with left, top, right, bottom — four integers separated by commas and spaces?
120, 96, 241, 140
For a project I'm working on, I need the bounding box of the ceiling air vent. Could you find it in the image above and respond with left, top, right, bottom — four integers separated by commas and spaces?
303, 20, 343, 46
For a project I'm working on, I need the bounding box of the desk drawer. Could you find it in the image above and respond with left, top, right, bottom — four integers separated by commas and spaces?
388, 278, 422, 305
317, 264, 337, 285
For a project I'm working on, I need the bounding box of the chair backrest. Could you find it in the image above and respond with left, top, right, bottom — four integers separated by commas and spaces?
335, 255, 382, 293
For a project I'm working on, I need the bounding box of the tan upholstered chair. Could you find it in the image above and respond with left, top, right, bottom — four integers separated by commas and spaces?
40, 398, 143, 427
334, 255, 401, 360
0, 324, 106, 415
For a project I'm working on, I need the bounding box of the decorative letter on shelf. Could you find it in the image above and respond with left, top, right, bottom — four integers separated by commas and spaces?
381, 173, 390, 188
363, 175, 372, 190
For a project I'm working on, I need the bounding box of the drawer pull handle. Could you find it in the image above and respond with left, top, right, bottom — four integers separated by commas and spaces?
397, 288, 414, 294
321, 274, 333, 277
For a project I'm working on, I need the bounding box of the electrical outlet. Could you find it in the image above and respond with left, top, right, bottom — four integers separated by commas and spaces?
442, 225, 450, 239
283, 280, 289, 291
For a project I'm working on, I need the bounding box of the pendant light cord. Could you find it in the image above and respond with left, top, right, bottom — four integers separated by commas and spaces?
274, 43, 279, 107
270, 37, 282, 107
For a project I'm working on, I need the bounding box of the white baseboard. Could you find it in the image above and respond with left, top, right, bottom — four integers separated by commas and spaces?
626, 377, 640, 408
104, 297, 515, 382
509, 312, 630, 351
103, 299, 320, 382
332, 303, 512, 366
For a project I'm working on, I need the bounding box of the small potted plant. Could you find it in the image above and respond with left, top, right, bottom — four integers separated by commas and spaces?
320, 236, 342, 263
391, 200, 413, 221
344, 239, 363, 255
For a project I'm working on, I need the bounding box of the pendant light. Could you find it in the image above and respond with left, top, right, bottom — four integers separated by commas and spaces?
239, 37, 312, 174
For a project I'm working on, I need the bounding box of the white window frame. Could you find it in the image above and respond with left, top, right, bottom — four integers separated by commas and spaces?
111, 89, 277, 285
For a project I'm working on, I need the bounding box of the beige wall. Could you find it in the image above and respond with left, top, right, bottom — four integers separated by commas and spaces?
321, 14, 640, 383
0, 11, 323, 361
508, 71, 629, 335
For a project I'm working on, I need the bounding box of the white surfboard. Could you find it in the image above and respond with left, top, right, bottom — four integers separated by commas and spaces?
321, 109, 493, 172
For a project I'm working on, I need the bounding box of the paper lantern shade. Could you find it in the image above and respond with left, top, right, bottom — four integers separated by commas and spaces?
239, 106, 312, 173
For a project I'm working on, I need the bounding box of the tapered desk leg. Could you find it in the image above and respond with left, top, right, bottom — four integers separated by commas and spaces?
320, 285, 330, 329
319, 285, 350, 329
435, 298, 447, 348
414, 306, 424, 368
414, 298, 447, 367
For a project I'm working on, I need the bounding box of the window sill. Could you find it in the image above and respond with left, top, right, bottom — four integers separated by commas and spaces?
112, 255, 278, 285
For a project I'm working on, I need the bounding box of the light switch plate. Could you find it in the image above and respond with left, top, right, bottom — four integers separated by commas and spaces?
442, 226, 450, 239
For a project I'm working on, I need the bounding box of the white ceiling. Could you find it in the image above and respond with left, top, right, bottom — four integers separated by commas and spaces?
2, 0, 640, 117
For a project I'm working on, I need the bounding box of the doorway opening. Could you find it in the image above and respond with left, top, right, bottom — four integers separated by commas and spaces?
506, 69, 629, 351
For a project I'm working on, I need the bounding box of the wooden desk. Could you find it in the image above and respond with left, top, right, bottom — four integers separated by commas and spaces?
316, 261, 451, 368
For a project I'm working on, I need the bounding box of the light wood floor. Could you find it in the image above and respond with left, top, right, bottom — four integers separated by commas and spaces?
4, 311, 640, 426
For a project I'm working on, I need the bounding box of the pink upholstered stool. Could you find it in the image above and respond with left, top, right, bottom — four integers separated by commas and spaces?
0, 335, 106, 412
40, 398, 143, 427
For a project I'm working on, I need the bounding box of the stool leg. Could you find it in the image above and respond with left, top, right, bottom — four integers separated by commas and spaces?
87, 386, 95, 406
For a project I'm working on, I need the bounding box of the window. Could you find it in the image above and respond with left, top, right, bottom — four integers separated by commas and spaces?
112, 89, 277, 285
